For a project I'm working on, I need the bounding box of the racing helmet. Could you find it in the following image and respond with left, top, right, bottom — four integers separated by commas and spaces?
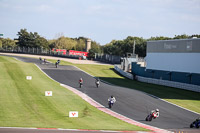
156, 109, 159, 112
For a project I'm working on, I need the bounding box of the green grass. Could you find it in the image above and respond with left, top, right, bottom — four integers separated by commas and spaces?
52, 59, 200, 114
0, 56, 148, 131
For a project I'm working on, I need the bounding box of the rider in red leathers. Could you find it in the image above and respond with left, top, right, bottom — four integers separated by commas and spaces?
79, 78, 83, 88
146, 109, 159, 121
151, 109, 159, 118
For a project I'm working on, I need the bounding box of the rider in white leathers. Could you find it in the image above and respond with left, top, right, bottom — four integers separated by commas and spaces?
108, 95, 116, 106
95, 78, 100, 87
151, 109, 159, 118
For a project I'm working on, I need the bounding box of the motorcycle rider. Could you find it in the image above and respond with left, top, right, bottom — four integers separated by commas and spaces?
57, 59, 60, 64
151, 109, 159, 118
190, 117, 200, 128
55, 61, 58, 68
95, 78, 100, 87
55, 60, 60, 68
44, 58, 47, 63
108, 95, 116, 107
79, 78, 83, 88
195, 118, 200, 126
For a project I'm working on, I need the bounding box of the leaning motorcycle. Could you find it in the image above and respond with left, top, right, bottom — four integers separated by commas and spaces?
145, 112, 158, 121
96, 81, 100, 88
108, 100, 114, 108
55, 62, 58, 68
79, 82, 83, 88
190, 120, 200, 128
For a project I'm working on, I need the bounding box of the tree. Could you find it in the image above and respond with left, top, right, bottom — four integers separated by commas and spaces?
0, 38, 16, 49
102, 36, 146, 57
48, 39, 56, 49
190, 34, 200, 38
54, 37, 77, 50
17, 29, 30, 47
88, 41, 102, 58
173, 34, 189, 39
123, 36, 146, 57
148, 36, 172, 41
75, 38, 86, 51
35, 36, 49, 49
17, 28, 49, 49
0, 40, 2, 49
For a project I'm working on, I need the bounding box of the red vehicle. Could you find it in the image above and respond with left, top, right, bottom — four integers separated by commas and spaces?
52, 49, 88, 57
68, 50, 88, 57
52, 48, 66, 55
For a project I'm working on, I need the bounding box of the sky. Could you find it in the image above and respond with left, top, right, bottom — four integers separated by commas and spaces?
0, 0, 200, 45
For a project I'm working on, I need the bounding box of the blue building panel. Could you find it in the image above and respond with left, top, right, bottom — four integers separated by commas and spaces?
191, 74, 200, 86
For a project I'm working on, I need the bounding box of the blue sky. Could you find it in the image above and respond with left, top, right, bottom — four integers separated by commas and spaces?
0, 0, 200, 45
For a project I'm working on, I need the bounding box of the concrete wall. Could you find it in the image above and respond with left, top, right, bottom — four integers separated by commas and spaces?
114, 65, 133, 80
146, 53, 200, 74
136, 76, 200, 93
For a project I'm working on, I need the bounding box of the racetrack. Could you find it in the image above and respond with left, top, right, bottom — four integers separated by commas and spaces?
3, 55, 200, 132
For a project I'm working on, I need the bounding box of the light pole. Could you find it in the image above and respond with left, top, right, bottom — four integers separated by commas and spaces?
133, 40, 135, 55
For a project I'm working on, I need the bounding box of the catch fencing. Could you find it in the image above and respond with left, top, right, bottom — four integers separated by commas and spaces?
95, 53, 121, 64
0, 46, 83, 59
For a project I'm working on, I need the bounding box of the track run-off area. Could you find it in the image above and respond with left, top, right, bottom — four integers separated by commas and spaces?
0, 53, 200, 133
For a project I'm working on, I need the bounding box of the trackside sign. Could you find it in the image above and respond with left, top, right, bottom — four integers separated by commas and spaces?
26, 76, 32, 80
45, 91, 52, 96
69, 111, 78, 117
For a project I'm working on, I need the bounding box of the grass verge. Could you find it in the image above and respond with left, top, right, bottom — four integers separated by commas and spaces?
0, 56, 148, 131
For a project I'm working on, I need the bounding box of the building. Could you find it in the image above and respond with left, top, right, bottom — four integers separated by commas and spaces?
131, 38, 200, 87
146, 38, 200, 74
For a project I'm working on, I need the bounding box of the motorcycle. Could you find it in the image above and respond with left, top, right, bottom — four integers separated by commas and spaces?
79, 82, 83, 88
55, 62, 58, 68
145, 112, 158, 121
108, 100, 114, 108
96, 81, 100, 88
190, 120, 200, 128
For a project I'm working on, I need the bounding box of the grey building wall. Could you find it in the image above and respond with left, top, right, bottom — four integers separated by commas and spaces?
147, 38, 200, 53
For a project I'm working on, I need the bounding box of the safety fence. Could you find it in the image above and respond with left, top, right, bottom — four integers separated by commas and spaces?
95, 53, 121, 64
0, 47, 83, 59
0, 47, 122, 63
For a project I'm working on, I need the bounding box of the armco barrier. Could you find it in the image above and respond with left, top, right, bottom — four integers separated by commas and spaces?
136, 76, 200, 93
115, 64, 200, 93
114, 65, 133, 80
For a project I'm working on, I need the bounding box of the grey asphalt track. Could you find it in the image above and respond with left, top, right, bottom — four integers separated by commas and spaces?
1, 55, 200, 133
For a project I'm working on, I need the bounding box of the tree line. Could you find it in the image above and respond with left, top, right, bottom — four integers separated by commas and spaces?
103, 34, 200, 57
0, 28, 200, 58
